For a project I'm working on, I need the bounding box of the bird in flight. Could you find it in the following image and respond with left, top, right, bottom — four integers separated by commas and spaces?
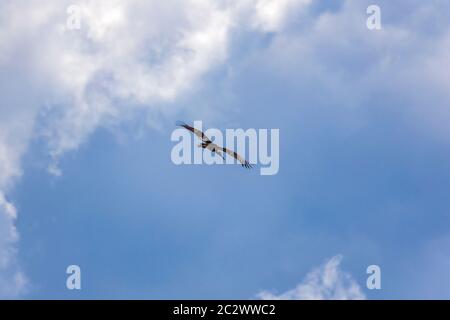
176, 121, 253, 169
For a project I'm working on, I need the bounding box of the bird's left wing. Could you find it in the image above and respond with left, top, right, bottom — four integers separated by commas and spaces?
221, 147, 253, 169
176, 121, 211, 142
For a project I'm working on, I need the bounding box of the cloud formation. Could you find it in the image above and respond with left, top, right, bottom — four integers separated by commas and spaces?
0, 192, 27, 297
256, 0, 450, 139
257, 255, 365, 300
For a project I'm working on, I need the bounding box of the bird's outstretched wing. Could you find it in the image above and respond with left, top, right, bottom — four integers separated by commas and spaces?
221, 147, 253, 169
176, 121, 211, 143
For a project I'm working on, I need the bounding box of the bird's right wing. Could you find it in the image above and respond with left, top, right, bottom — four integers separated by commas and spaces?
221, 147, 253, 169
176, 121, 211, 143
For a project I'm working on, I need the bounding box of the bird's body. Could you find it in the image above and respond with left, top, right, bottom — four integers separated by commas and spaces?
200, 140, 218, 152
199, 141, 225, 159
177, 121, 252, 169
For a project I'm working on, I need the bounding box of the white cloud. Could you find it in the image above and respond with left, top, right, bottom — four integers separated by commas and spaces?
0, 192, 27, 298
257, 255, 365, 300
250, 0, 311, 32
253, 0, 450, 139
0, 0, 312, 298
2, 0, 311, 166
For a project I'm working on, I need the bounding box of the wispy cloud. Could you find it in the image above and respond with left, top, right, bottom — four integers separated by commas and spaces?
257, 255, 365, 300
0, 192, 27, 298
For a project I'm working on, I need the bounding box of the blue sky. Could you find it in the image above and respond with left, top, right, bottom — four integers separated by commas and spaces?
1, 0, 450, 299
